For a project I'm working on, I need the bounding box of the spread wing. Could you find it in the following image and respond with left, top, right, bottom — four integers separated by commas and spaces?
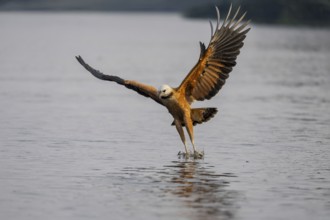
177, 6, 250, 103
76, 56, 163, 105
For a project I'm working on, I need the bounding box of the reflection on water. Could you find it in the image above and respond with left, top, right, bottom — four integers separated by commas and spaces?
164, 161, 238, 220
121, 160, 239, 220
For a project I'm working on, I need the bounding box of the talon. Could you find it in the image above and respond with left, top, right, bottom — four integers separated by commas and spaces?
177, 151, 190, 159
193, 150, 204, 159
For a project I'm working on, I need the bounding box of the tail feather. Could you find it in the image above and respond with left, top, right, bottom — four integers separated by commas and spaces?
171, 108, 218, 126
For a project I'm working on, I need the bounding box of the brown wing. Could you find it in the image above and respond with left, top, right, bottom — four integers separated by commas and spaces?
76, 56, 163, 105
177, 6, 250, 103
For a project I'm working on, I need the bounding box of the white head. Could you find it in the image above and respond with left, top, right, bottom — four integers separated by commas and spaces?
158, 84, 174, 100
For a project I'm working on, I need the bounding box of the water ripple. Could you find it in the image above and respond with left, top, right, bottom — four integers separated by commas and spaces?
109, 160, 240, 220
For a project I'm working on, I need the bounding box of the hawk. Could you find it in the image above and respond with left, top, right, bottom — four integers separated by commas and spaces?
76, 6, 250, 158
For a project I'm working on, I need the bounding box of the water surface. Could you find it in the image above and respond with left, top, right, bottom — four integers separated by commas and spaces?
0, 12, 330, 220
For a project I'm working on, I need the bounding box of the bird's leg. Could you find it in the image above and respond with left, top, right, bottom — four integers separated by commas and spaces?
174, 120, 189, 157
184, 116, 204, 159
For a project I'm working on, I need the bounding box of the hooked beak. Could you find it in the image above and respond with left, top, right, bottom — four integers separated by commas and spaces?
160, 92, 173, 100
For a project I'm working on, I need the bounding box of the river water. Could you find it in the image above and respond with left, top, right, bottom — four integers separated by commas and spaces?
0, 12, 329, 220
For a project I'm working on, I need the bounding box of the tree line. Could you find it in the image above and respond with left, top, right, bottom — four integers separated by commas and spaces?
184, 0, 330, 26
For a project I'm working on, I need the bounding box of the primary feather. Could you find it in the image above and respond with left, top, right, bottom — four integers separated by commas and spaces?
177, 6, 250, 103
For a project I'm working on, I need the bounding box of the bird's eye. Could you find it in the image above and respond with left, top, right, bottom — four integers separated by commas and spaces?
162, 90, 166, 92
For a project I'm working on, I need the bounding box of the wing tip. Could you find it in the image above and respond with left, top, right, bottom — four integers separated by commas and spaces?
215, 6, 220, 30
199, 41, 206, 59
209, 20, 214, 37
75, 55, 84, 64
209, 5, 251, 43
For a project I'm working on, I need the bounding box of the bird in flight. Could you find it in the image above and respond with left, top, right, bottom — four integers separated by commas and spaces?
76, 6, 250, 158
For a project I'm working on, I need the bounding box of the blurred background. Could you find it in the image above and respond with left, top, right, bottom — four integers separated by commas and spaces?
1, 0, 330, 26
1, 1, 330, 220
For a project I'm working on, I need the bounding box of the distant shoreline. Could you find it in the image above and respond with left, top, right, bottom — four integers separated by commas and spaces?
1, 0, 329, 27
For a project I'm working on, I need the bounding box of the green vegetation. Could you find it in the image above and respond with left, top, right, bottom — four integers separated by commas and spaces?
184, 0, 330, 26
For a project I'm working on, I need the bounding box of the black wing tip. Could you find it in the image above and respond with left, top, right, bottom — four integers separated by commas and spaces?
75, 55, 105, 79
75, 55, 85, 66
75, 55, 127, 85
75, 55, 81, 61
199, 41, 206, 58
